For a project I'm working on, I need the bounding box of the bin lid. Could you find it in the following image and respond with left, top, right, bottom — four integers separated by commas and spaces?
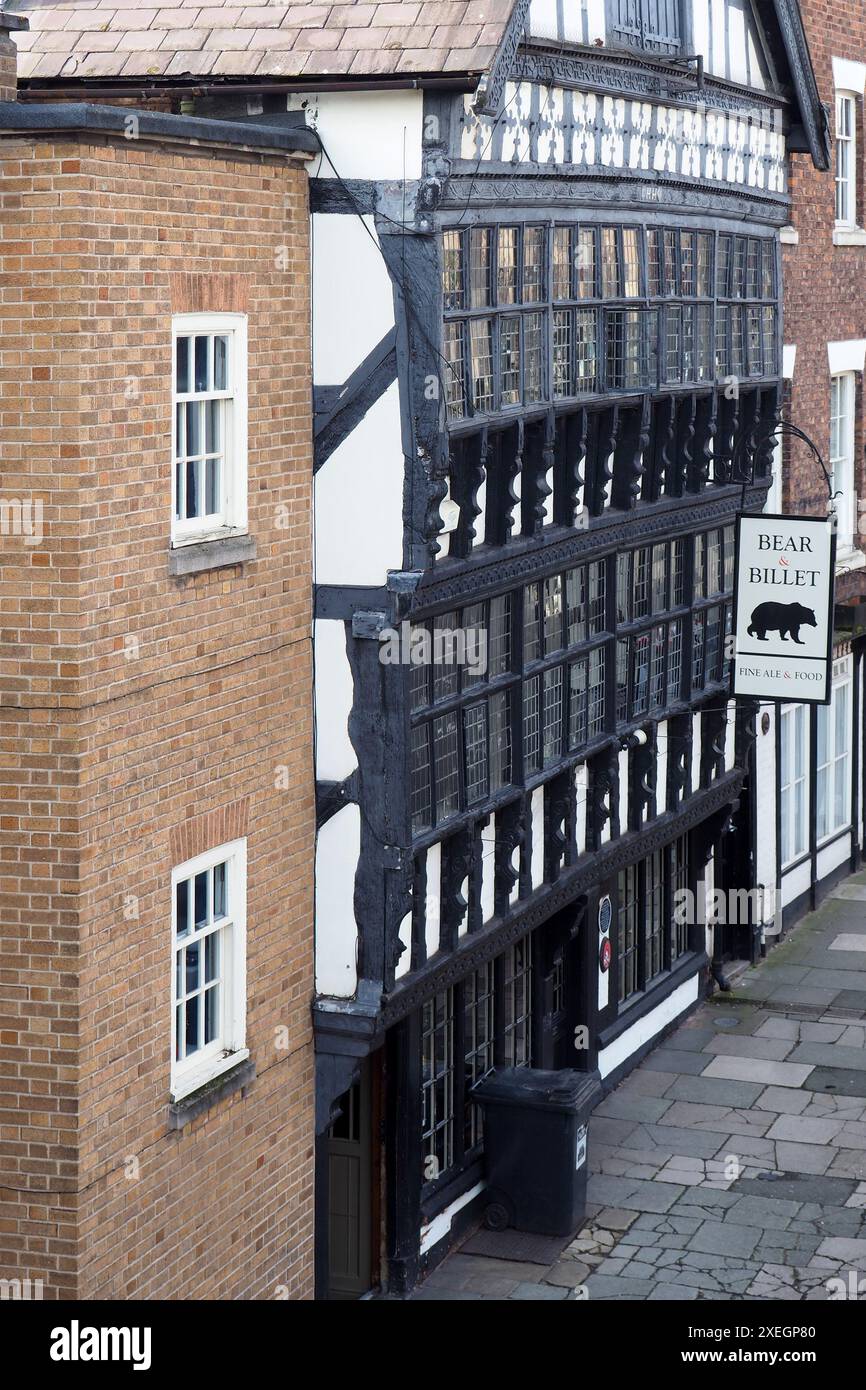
473, 1067, 600, 1112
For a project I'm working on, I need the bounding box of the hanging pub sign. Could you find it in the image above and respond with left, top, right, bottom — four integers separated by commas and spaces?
732, 513, 836, 705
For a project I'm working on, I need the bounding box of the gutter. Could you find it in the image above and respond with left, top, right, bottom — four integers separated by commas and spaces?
16, 75, 479, 104
0, 98, 320, 157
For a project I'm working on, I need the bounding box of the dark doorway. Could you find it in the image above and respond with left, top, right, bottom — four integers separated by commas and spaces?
538, 898, 587, 1070
326, 1061, 374, 1300
715, 796, 757, 964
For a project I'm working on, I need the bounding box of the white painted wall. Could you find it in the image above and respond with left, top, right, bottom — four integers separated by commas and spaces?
531, 786, 545, 889
618, 748, 630, 831
481, 815, 496, 922
691, 712, 702, 793
817, 834, 852, 881
656, 720, 668, 816
425, 842, 442, 962
312, 213, 395, 385
314, 380, 405, 585
575, 763, 588, 855
314, 618, 356, 781
315, 803, 360, 997
420, 1181, 485, 1255
291, 89, 424, 182
781, 858, 811, 909
598, 973, 700, 1078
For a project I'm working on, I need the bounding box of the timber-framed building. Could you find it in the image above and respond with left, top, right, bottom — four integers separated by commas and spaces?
8, 0, 831, 1299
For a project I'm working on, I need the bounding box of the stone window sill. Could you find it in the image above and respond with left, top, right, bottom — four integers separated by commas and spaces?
833, 226, 866, 247
836, 548, 866, 575
168, 533, 256, 576
168, 1054, 255, 1130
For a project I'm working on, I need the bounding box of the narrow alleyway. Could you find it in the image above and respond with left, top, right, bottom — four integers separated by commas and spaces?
412, 872, 866, 1300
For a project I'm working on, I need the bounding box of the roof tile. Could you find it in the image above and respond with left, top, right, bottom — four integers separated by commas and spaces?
117, 29, 171, 48
245, 27, 301, 48
155, 9, 204, 27
239, 6, 290, 25
9, 0, 516, 83
202, 25, 258, 47
371, 2, 420, 23
119, 49, 173, 74
106, 10, 161, 28
326, 4, 377, 25
164, 47, 219, 74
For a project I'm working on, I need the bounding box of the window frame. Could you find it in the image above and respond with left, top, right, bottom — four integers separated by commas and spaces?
170, 837, 248, 1101
780, 705, 809, 868
835, 91, 858, 228
421, 943, 534, 1193
816, 663, 852, 843
442, 223, 778, 425
829, 371, 856, 556
616, 835, 693, 1008
171, 312, 249, 547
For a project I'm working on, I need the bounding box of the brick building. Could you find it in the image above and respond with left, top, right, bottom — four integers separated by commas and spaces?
754, 0, 866, 929
0, 13, 317, 1298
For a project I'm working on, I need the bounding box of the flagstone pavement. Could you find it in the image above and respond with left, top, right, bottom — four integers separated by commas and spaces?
410, 870, 866, 1300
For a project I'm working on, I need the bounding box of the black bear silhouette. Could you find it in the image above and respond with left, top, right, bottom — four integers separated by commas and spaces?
747, 601, 818, 645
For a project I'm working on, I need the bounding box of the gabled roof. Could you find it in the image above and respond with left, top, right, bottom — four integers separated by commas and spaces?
4, 0, 830, 171
6, 0, 515, 82
770, 0, 831, 170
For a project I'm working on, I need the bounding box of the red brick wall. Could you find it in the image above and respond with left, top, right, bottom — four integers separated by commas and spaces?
0, 132, 315, 1299
784, 0, 866, 597
0, 30, 16, 102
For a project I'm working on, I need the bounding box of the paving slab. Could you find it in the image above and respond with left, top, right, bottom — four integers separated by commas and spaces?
733, 1173, 857, 1204
687, 1220, 761, 1257
754, 1085, 813, 1114
702, 1056, 814, 1088
702, 1034, 795, 1061
803, 1067, 866, 1098
666, 1075, 765, 1107
788, 1042, 866, 1072
641, 1048, 712, 1075
766, 1114, 844, 1145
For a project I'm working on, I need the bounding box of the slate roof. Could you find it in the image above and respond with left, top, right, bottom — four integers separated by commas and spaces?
5, 0, 515, 82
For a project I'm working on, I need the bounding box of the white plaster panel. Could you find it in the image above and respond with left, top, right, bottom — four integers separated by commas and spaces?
314, 380, 404, 586
692, 712, 702, 793
598, 974, 699, 1078
425, 842, 442, 962
619, 748, 630, 830
312, 213, 395, 384
481, 816, 496, 922
395, 911, 412, 980
575, 764, 588, 855
656, 721, 668, 816
295, 90, 423, 181
782, 344, 797, 379
528, 0, 559, 41
781, 858, 811, 909
531, 786, 545, 889
314, 618, 355, 782
586, 0, 606, 43
725, 699, 736, 772
817, 833, 853, 882
315, 804, 360, 997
